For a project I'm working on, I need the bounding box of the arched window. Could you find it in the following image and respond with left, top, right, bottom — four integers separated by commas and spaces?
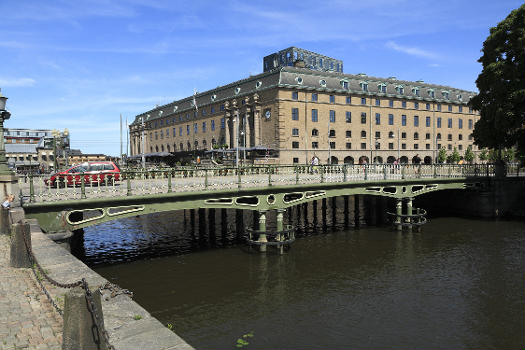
161, 145, 164, 152
437, 133, 442, 140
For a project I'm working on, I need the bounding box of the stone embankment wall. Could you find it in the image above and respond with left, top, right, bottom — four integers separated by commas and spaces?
415, 177, 525, 218
12, 208, 194, 350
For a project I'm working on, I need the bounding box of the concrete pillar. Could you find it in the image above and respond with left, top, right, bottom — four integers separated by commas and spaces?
224, 112, 231, 147
322, 198, 327, 231
62, 285, 108, 350
254, 108, 261, 146
312, 200, 318, 228
257, 211, 267, 242
369, 196, 377, 226
395, 198, 402, 231
276, 209, 285, 241
10, 221, 31, 268
331, 197, 337, 228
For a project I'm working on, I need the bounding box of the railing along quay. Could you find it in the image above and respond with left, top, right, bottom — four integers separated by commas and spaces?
18, 163, 517, 204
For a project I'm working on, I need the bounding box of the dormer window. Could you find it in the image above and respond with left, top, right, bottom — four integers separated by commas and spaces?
211, 94, 217, 101
457, 94, 462, 101
319, 79, 327, 87
378, 83, 387, 93
395, 85, 404, 95
412, 87, 420, 96
360, 82, 368, 92
341, 80, 349, 89
428, 89, 435, 98
173, 106, 178, 112
256, 81, 263, 89
442, 91, 449, 99
234, 87, 241, 95
295, 77, 303, 85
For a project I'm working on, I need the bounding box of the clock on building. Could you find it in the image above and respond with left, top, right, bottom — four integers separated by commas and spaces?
265, 110, 271, 119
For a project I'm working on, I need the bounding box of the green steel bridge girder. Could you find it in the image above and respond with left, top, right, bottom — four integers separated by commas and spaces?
23, 177, 485, 233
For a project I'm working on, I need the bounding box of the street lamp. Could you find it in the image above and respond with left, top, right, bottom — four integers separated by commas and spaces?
0, 90, 13, 174
52, 129, 60, 172
141, 116, 146, 169
235, 110, 240, 168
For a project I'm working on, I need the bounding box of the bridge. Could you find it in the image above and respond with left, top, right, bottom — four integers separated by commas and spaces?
19, 163, 506, 243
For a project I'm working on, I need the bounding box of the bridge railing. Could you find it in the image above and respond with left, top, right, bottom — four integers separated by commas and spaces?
19, 163, 502, 203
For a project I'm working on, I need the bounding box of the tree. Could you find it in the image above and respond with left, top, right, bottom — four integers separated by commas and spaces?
469, 5, 525, 162
464, 145, 475, 164
479, 149, 489, 162
447, 147, 461, 164
438, 147, 447, 163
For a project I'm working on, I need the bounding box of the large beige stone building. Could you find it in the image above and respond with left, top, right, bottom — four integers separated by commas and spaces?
130, 47, 479, 165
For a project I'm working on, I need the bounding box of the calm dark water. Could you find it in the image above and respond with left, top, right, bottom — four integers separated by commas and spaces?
82, 200, 525, 350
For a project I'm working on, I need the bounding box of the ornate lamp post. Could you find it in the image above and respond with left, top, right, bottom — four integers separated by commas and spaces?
0, 89, 19, 205
0, 91, 12, 174
52, 129, 59, 172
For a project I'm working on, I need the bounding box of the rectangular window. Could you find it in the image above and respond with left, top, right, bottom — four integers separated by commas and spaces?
402, 143, 406, 150
329, 110, 336, 123
292, 91, 298, 100
388, 114, 394, 125
292, 128, 299, 136
329, 142, 336, 149
361, 112, 366, 124
211, 106, 215, 114
220, 104, 225, 111
311, 109, 318, 122
402, 101, 407, 108
292, 108, 299, 120
426, 103, 430, 110
346, 130, 351, 138
361, 97, 366, 105
448, 105, 452, 112
312, 142, 319, 149
346, 96, 351, 104
342, 81, 348, 89
425, 133, 431, 139
346, 142, 352, 149
345, 111, 351, 123
448, 118, 452, 128
194, 123, 198, 133
437, 117, 442, 128
179, 127, 183, 136
426, 143, 430, 150
437, 103, 441, 111
468, 119, 473, 129
402, 115, 407, 126
186, 125, 190, 135
220, 118, 225, 129
211, 120, 215, 131
375, 98, 380, 106
469, 107, 473, 113
292, 141, 300, 149
375, 113, 380, 125
389, 100, 394, 107
360, 143, 366, 150
414, 144, 419, 150
401, 132, 406, 139
293, 157, 299, 164
459, 119, 463, 129
459, 106, 463, 113
329, 130, 336, 137
375, 131, 381, 139
414, 102, 419, 109
414, 115, 419, 127
201, 109, 206, 116
426, 116, 431, 127
311, 93, 318, 102
389, 143, 394, 149
202, 122, 206, 132
329, 95, 335, 103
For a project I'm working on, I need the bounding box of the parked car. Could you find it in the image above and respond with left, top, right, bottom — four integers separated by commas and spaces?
44, 161, 121, 187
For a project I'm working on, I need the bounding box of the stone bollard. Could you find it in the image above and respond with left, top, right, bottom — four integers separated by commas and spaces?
63, 285, 108, 350
10, 221, 32, 268
0, 208, 10, 235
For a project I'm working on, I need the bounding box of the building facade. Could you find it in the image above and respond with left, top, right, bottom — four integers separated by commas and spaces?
130, 49, 479, 165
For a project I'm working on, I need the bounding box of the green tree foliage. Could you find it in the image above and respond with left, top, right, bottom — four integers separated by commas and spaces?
438, 147, 447, 163
446, 147, 461, 164
469, 5, 525, 162
464, 145, 475, 163
479, 149, 489, 162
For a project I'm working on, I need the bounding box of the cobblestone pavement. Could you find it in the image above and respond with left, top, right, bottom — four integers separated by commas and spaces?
0, 235, 62, 350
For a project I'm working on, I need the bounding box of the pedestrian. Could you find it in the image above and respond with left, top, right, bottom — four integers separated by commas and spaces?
2, 194, 15, 209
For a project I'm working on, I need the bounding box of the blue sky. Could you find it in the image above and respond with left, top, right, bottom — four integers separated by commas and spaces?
0, 0, 522, 156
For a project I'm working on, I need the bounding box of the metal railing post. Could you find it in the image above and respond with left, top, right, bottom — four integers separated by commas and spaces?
401, 165, 405, 180
364, 165, 368, 180
204, 169, 208, 189
383, 165, 387, 180
126, 171, 132, 196
267, 166, 272, 186
320, 165, 324, 183
343, 164, 347, 182
80, 174, 87, 199
238, 167, 242, 189
167, 170, 172, 193
29, 174, 35, 203
295, 166, 299, 184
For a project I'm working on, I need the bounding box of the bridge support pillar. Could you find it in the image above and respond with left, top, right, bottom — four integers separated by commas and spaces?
406, 197, 413, 232
395, 199, 402, 231
257, 210, 267, 252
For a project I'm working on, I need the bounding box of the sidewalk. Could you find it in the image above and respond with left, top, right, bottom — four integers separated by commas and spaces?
0, 234, 62, 350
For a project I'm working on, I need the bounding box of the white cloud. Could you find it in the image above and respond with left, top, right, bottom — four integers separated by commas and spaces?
0, 77, 36, 87
385, 41, 439, 60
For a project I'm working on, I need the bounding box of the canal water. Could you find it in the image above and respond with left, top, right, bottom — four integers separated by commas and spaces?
81, 198, 525, 349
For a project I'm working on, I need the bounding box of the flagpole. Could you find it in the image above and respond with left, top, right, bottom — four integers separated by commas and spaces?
192, 89, 198, 164
126, 117, 129, 167
120, 114, 123, 166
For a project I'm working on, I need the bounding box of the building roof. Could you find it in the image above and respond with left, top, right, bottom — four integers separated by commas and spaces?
132, 66, 477, 126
